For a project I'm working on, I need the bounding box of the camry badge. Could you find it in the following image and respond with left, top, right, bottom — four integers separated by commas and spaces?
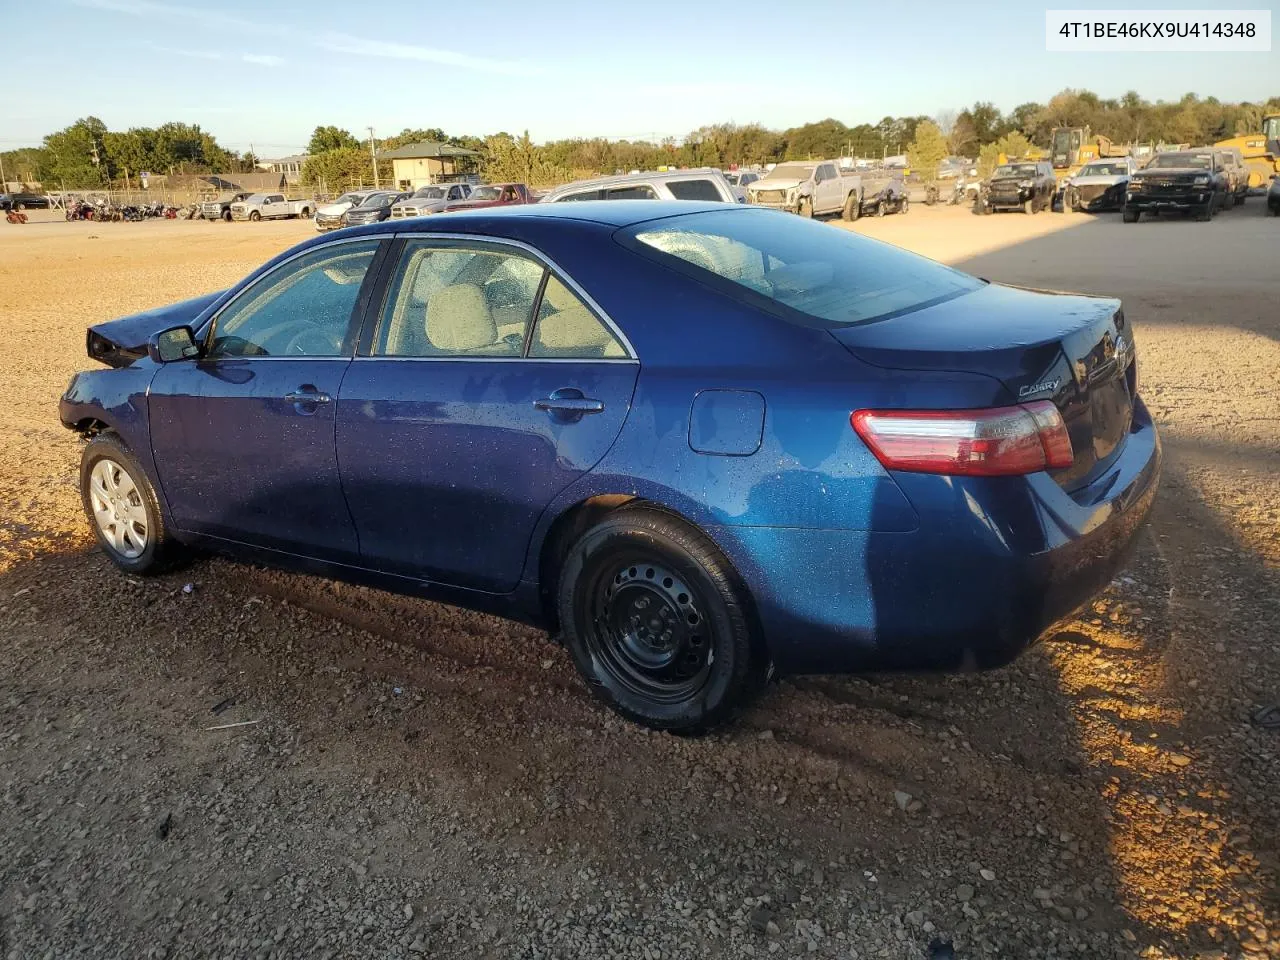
1018, 378, 1062, 398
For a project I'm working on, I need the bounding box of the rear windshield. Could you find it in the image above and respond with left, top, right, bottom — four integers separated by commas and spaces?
619, 208, 983, 327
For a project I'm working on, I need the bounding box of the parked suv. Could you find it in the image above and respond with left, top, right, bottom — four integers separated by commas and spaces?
1124, 149, 1229, 222
981, 160, 1056, 214
541, 170, 737, 204
1216, 146, 1249, 205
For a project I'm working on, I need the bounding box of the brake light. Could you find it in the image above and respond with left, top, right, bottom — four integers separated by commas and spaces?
851, 401, 1073, 476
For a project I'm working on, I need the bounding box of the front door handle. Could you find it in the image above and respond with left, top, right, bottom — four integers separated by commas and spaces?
284, 388, 331, 405
534, 397, 604, 414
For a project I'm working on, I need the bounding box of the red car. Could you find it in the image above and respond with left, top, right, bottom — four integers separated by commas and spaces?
442, 183, 533, 212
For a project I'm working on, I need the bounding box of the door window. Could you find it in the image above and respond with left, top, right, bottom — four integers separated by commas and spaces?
529, 276, 626, 359
205, 240, 380, 358
666, 178, 724, 201
604, 184, 658, 200
555, 189, 601, 202
375, 241, 546, 357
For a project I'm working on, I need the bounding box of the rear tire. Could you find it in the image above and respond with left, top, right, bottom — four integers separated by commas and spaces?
222, 210, 231, 222
80, 433, 185, 576
841, 191, 860, 221
1224, 191, 1236, 210
557, 506, 767, 732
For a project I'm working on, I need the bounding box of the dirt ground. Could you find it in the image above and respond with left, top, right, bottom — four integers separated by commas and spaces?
1, 204, 1277, 960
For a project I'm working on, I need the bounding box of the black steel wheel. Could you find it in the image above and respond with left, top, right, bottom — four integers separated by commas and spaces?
557, 505, 767, 732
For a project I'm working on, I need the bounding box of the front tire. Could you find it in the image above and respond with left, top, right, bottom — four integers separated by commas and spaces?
1196, 196, 1215, 221
80, 433, 184, 575
557, 506, 766, 732
249, 210, 261, 222
1024, 197, 1035, 215
797, 197, 813, 218
899, 195, 909, 214
1123, 208, 1140, 223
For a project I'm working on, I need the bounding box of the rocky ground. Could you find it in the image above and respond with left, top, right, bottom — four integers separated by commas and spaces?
1, 205, 1277, 959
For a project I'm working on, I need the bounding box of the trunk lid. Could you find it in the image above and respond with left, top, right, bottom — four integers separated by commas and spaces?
832, 282, 1136, 491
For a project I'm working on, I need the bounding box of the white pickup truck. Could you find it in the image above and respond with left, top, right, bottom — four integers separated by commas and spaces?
746, 161, 863, 220
229, 193, 315, 222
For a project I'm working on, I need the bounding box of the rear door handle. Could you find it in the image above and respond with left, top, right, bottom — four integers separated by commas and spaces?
284, 388, 331, 405
534, 397, 604, 414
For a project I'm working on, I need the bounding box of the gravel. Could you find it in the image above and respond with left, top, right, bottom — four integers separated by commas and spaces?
1, 208, 1278, 958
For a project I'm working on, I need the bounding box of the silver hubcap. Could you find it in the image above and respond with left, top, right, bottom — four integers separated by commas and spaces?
89, 459, 149, 559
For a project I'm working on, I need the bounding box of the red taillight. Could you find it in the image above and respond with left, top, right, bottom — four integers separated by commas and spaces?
851, 400, 1073, 477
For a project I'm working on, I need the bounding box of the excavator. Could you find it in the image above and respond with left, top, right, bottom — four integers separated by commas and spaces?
1214, 113, 1280, 190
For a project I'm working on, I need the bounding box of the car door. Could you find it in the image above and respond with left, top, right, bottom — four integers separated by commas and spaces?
148, 238, 385, 562
336, 236, 639, 592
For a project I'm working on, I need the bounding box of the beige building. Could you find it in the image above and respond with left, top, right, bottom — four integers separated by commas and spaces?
380, 141, 481, 190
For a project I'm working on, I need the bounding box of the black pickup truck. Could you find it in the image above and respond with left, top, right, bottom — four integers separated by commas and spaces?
979, 160, 1056, 214
1123, 150, 1229, 222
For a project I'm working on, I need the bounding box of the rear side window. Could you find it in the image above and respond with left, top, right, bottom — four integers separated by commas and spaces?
555, 190, 600, 202
605, 184, 658, 200
620, 208, 983, 328
666, 179, 723, 201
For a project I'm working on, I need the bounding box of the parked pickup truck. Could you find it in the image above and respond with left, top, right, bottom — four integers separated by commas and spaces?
229, 193, 316, 222
442, 182, 534, 212
200, 192, 252, 222
746, 161, 863, 220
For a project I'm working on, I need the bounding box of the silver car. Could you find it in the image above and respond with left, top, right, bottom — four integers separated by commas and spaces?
390, 183, 474, 218
540, 170, 738, 204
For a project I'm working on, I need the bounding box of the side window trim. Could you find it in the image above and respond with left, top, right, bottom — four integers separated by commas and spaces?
200, 236, 387, 359
362, 231, 638, 362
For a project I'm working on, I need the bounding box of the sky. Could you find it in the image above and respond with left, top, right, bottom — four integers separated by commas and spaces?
1, 0, 1276, 155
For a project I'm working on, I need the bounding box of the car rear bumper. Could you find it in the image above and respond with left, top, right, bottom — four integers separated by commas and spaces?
715, 398, 1161, 675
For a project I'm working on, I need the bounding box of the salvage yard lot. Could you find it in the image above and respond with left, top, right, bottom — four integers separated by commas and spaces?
1, 205, 1277, 959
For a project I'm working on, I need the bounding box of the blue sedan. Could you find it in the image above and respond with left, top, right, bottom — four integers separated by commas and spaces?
60, 202, 1160, 731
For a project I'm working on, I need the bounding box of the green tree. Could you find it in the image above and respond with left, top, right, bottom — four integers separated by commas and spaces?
977, 132, 1034, 178
906, 120, 948, 182
302, 146, 375, 192
44, 116, 110, 187
308, 125, 360, 154
481, 131, 568, 187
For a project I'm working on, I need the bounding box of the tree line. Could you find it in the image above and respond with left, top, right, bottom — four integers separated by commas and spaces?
5, 89, 1276, 191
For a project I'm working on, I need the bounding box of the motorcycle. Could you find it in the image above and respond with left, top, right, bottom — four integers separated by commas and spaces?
6, 209, 28, 224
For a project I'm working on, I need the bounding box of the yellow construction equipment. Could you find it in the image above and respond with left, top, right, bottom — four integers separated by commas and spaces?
1047, 127, 1135, 179
1214, 113, 1280, 189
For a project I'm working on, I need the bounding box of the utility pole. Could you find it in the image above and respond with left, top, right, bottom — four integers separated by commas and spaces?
368, 127, 379, 189
0, 149, 7, 191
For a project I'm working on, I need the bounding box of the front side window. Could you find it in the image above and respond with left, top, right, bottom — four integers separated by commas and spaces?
375, 241, 545, 357
666, 179, 723, 201
621, 208, 983, 328
206, 240, 380, 358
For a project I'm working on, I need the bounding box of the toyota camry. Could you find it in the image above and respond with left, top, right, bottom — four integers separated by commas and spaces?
60, 202, 1160, 731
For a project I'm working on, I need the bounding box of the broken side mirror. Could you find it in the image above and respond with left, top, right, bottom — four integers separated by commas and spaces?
148, 325, 202, 363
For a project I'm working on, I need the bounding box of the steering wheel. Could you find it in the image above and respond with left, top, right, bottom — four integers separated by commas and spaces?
285, 327, 342, 356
